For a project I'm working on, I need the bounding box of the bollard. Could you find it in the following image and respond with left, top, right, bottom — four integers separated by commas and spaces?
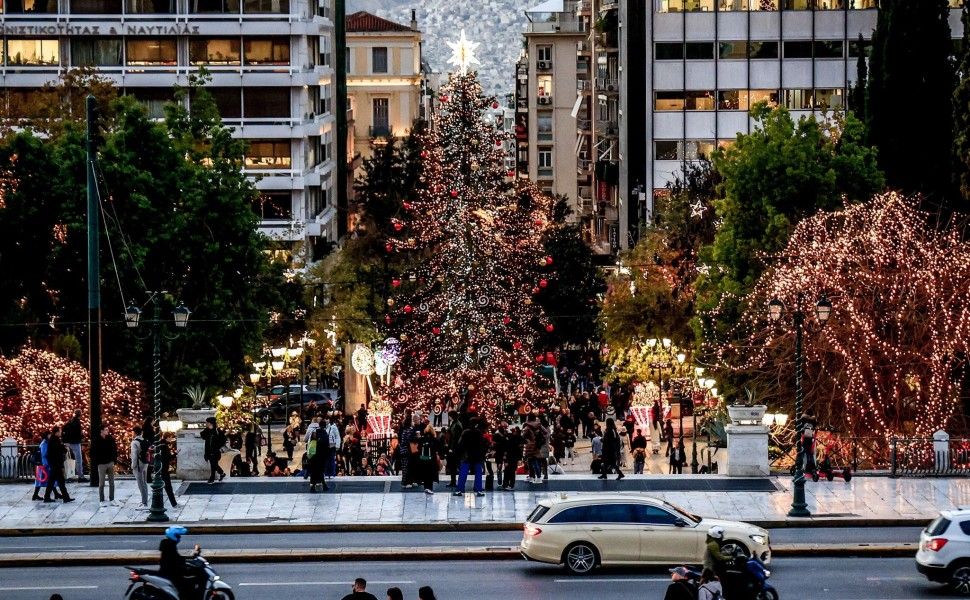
933, 430, 950, 474
0, 438, 17, 480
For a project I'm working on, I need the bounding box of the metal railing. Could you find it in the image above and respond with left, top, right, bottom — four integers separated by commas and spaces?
0, 444, 38, 482
891, 437, 970, 477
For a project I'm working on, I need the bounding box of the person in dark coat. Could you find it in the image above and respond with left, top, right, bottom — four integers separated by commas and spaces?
597, 418, 624, 481
416, 423, 439, 494
93, 425, 118, 505
502, 426, 524, 490
664, 566, 698, 600
62, 409, 85, 482
200, 417, 226, 484
453, 418, 487, 496
445, 411, 463, 487
43, 426, 73, 503
307, 429, 329, 492
157, 433, 178, 506
244, 424, 260, 475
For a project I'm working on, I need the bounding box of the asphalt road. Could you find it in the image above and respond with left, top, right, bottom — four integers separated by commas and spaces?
0, 527, 925, 555
0, 557, 953, 600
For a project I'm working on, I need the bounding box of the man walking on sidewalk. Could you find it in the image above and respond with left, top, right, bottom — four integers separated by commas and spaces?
201, 417, 227, 484
43, 426, 73, 504
62, 410, 85, 482
93, 424, 118, 507
131, 426, 150, 509
453, 418, 487, 497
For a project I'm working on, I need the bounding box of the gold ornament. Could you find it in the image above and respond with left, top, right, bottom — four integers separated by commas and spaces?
387, 298, 395, 307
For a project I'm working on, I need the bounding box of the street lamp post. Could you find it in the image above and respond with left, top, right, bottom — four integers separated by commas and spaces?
768, 294, 832, 518
125, 294, 191, 523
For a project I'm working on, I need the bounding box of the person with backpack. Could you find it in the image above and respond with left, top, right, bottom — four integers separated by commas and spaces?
416, 423, 439, 494
131, 426, 150, 509
156, 433, 178, 507
306, 429, 328, 492
326, 415, 341, 478
697, 567, 723, 600
42, 427, 73, 503
664, 566, 698, 600
201, 417, 227, 484
598, 417, 625, 480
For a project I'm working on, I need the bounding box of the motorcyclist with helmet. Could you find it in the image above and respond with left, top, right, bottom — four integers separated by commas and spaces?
159, 526, 197, 599
704, 526, 731, 575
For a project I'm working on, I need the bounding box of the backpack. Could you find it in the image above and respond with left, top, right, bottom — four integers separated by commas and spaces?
306, 439, 317, 459
533, 427, 546, 449
138, 438, 151, 465
700, 583, 721, 600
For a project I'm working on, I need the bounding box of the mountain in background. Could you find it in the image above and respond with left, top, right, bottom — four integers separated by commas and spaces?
347, 0, 531, 99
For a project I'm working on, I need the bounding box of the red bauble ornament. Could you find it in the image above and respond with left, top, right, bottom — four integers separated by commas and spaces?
384, 315, 392, 324
403, 202, 413, 211
534, 219, 544, 227
524, 369, 534, 377
495, 139, 503, 147
535, 354, 544, 363
532, 287, 540, 295
403, 305, 413, 314
385, 242, 394, 253
504, 363, 513, 372
502, 316, 511, 325
545, 324, 555, 333
450, 190, 459, 198
545, 256, 554, 266
420, 369, 430, 377
393, 222, 404, 232
440, 95, 449, 103
507, 170, 515, 177
492, 101, 499, 109
392, 279, 401, 288
539, 279, 548, 288
513, 340, 523, 350
420, 150, 429, 159
432, 327, 441, 335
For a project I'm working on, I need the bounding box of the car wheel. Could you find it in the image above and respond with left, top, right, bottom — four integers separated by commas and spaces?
563, 542, 598, 575
720, 540, 750, 559
950, 564, 970, 595
211, 591, 235, 600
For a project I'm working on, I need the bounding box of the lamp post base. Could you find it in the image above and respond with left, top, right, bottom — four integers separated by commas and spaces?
146, 475, 170, 523
788, 474, 811, 518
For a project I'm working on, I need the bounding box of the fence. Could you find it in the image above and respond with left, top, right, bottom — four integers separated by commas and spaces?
0, 444, 39, 482
891, 436, 970, 477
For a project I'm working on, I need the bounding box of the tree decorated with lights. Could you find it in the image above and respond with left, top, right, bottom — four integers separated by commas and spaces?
381, 33, 557, 421
713, 193, 970, 439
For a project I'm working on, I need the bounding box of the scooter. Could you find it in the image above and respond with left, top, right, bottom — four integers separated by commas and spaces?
124, 546, 234, 600
718, 548, 779, 600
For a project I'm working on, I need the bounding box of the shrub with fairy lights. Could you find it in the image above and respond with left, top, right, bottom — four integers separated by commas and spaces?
714, 193, 970, 439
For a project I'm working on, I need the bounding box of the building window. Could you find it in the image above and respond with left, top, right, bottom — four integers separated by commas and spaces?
749, 41, 779, 59
718, 90, 743, 110
537, 149, 553, 177
372, 98, 389, 136
125, 38, 177, 66
537, 45, 552, 63
849, 39, 872, 57
815, 0, 843, 8
243, 0, 288, 12
4, 0, 56, 13
685, 42, 714, 60
655, 140, 680, 160
655, 91, 685, 111
71, 38, 122, 66
244, 37, 289, 65
658, 0, 714, 11
749, 89, 779, 107
658, 0, 683, 12
719, 0, 747, 9
656, 42, 683, 60
372, 47, 388, 73
783, 41, 813, 59
202, 88, 242, 119
244, 87, 290, 118
190, 38, 241, 65
69, 0, 122, 13
126, 0, 175, 13
814, 41, 844, 59
783, 0, 810, 9
719, 41, 747, 60
5, 39, 59, 66
814, 88, 844, 108
849, 0, 876, 7
685, 140, 716, 160
537, 75, 553, 99
245, 140, 291, 170
126, 87, 172, 119
686, 91, 714, 110
537, 114, 553, 141
751, 0, 778, 10
320, 34, 332, 67
189, 0, 240, 12
254, 191, 292, 220
783, 89, 813, 109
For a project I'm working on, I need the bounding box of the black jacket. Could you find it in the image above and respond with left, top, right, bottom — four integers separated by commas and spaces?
340, 592, 378, 600
663, 580, 697, 600
201, 427, 225, 458
62, 417, 83, 444
92, 434, 118, 465
602, 428, 621, 459
458, 427, 486, 463
46, 435, 67, 471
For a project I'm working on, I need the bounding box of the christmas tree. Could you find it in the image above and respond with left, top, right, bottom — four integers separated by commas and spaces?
382, 61, 556, 422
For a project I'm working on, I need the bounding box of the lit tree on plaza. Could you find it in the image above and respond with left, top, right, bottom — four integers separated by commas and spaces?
381, 34, 557, 421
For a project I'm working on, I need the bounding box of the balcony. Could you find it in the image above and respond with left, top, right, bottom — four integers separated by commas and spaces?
597, 121, 619, 137
600, 0, 618, 9
526, 18, 588, 34
596, 78, 619, 93
577, 158, 593, 175
578, 118, 592, 132
577, 79, 592, 93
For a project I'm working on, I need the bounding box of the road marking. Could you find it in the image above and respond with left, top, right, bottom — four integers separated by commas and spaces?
239, 580, 415, 587
0, 586, 98, 591
554, 577, 668, 583
865, 576, 922, 582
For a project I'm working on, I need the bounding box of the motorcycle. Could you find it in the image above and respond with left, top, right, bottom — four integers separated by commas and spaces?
124, 545, 234, 600
714, 548, 778, 600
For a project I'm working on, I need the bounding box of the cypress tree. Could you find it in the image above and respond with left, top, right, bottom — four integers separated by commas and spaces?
849, 34, 868, 121
867, 0, 956, 210
953, 2, 970, 204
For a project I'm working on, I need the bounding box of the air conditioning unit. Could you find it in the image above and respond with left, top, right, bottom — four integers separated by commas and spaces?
607, 83, 617, 92
538, 60, 552, 70
538, 97, 553, 105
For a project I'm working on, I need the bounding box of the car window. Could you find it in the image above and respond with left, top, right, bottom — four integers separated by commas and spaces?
549, 506, 590, 523
527, 505, 550, 523
927, 517, 951, 536
586, 504, 640, 523
959, 520, 970, 536
634, 504, 681, 526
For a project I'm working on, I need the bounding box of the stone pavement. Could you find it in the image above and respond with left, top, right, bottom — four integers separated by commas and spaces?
0, 474, 965, 531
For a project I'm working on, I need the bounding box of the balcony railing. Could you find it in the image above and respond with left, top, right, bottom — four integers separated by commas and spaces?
597, 122, 619, 137
526, 18, 588, 34
577, 158, 593, 173
578, 118, 592, 131
577, 79, 592, 92
596, 78, 619, 92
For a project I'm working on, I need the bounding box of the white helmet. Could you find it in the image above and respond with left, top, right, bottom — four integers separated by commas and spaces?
707, 526, 725, 540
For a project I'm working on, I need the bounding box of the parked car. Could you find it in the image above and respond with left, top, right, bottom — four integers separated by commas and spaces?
254, 391, 336, 424
917, 509, 970, 595
260, 384, 309, 402
519, 494, 771, 575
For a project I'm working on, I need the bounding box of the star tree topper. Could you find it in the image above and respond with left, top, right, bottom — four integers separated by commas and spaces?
447, 29, 481, 76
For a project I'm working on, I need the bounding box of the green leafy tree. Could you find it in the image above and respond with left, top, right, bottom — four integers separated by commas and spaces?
867, 0, 955, 209
696, 104, 884, 354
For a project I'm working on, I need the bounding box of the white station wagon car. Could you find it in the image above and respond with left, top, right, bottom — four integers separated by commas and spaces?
520, 494, 771, 575
917, 509, 970, 595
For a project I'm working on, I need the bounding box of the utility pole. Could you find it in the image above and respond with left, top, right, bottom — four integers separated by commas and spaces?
86, 95, 102, 488
335, 0, 348, 239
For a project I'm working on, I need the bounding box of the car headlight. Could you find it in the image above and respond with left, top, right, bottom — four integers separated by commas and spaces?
750, 534, 768, 545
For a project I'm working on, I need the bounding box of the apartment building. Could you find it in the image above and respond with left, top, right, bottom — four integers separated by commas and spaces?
0, 0, 340, 260
640, 0, 963, 225
345, 10, 422, 163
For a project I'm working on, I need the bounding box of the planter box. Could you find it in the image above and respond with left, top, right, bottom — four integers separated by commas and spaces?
728, 404, 767, 426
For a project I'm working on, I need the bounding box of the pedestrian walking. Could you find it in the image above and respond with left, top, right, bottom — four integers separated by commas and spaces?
445, 411, 463, 487
307, 429, 329, 492
32, 433, 50, 501
326, 415, 341, 477
244, 423, 260, 475
453, 418, 487, 497
417, 423, 439, 494
157, 433, 178, 506
670, 438, 686, 474
340, 577, 378, 600
651, 399, 662, 437
664, 419, 674, 455
200, 417, 227, 484
664, 566, 697, 600
62, 409, 85, 482
131, 426, 150, 509
43, 426, 73, 503
502, 425, 523, 490
597, 418, 625, 480
93, 424, 118, 507
417, 586, 437, 600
